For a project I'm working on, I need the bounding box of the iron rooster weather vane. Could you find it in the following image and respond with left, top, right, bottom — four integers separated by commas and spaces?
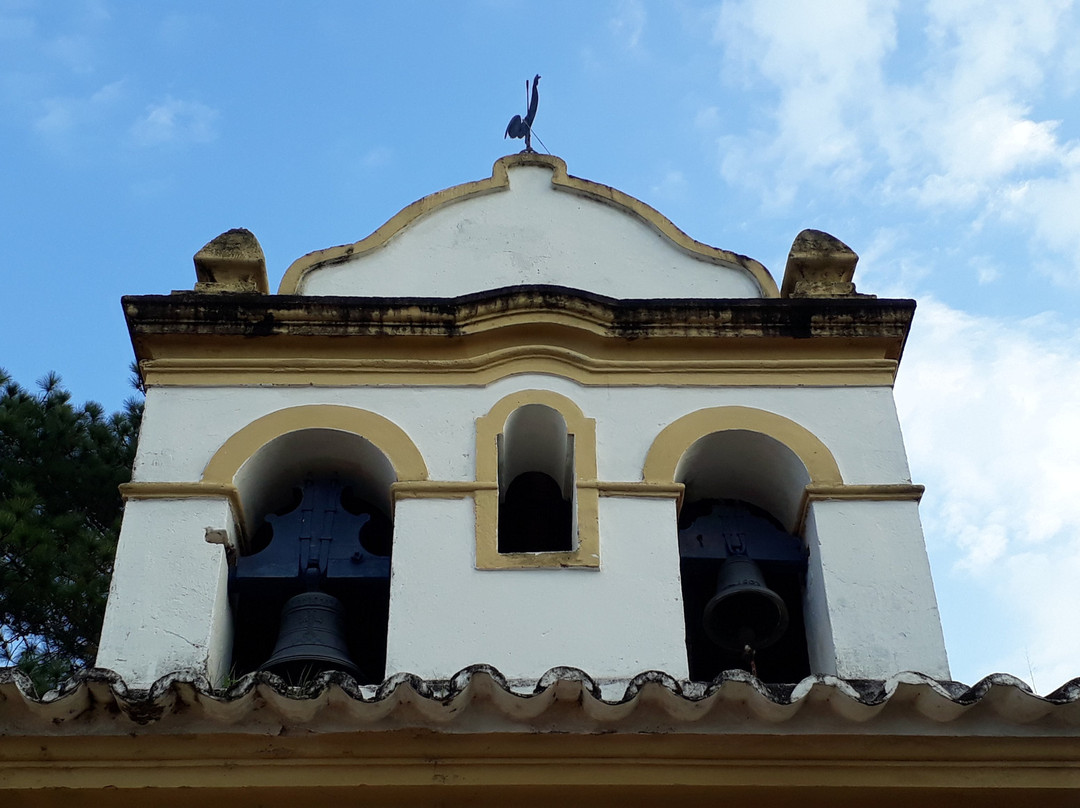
504, 74, 544, 153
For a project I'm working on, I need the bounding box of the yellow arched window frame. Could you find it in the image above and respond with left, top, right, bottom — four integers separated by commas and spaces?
475, 390, 600, 569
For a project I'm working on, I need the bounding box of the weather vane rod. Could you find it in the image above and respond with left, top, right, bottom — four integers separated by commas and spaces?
504, 74, 546, 153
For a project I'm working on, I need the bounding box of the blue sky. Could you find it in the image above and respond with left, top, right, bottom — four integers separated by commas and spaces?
2, 1, 1079, 690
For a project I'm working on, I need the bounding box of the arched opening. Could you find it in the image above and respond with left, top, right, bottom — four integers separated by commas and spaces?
497, 404, 574, 553
474, 390, 599, 569
675, 430, 811, 683
228, 428, 396, 684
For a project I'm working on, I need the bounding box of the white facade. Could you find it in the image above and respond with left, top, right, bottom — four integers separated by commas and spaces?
286, 159, 769, 299
96, 498, 235, 687
98, 155, 950, 688
129, 383, 915, 493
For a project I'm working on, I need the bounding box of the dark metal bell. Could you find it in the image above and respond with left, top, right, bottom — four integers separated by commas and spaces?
702, 555, 789, 653
260, 591, 361, 682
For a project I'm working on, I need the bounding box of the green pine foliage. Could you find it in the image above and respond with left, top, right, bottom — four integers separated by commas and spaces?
0, 369, 141, 693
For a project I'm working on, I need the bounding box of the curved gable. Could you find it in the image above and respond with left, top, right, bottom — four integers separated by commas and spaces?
280, 154, 778, 299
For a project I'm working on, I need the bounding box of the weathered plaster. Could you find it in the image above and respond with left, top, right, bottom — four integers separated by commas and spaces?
386, 496, 688, 682
96, 499, 236, 687
289, 161, 768, 299
130, 380, 914, 491
101, 375, 941, 684
192, 228, 269, 294
100, 156, 947, 688
803, 499, 950, 679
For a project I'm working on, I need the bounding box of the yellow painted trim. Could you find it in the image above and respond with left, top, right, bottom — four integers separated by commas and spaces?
588, 481, 686, 498
119, 481, 245, 525
804, 483, 925, 501
643, 406, 843, 486
392, 480, 685, 501
120, 480, 239, 500
140, 356, 898, 389
201, 405, 428, 486
278, 153, 779, 298
475, 390, 600, 569
392, 480, 497, 500
796, 483, 925, 534
4, 730, 1079, 805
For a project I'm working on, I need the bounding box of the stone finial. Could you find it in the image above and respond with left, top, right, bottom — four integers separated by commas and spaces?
781, 229, 870, 299
193, 228, 269, 294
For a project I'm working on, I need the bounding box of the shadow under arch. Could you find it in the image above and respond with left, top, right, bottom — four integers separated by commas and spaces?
212, 406, 425, 685
477, 388, 590, 434
643, 406, 842, 533
203, 405, 428, 486
652, 407, 836, 683
475, 389, 599, 569
202, 405, 427, 537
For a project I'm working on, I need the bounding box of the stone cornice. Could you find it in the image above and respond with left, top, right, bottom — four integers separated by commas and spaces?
127, 287, 914, 341
124, 288, 915, 388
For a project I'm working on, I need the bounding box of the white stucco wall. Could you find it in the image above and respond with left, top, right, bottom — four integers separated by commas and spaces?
296, 165, 766, 299
100, 152, 952, 687
96, 498, 235, 688
387, 496, 688, 683
804, 499, 950, 679
131, 378, 914, 490
98, 374, 946, 686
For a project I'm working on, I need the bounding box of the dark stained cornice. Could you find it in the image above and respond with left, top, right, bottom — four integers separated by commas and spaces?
124, 286, 915, 352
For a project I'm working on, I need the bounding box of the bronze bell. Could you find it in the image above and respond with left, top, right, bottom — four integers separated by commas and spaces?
260, 591, 361, 682
702, 555, 789, 653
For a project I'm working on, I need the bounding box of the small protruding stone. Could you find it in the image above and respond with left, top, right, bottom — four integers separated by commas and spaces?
781, 229, 872, 299
193, 228, 269, 294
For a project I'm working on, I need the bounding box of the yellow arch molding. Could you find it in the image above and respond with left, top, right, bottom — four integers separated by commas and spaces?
201, 404, 428, 485
474, 389, 599, 570
642, 406, 843, 486
278, 153, 780, 298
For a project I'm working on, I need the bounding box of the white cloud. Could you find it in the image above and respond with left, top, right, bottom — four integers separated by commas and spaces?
995, 147, 1080, 284
712, 0, 896, 192
609, 0, 646, 49
912, 97, 1061, 207
129, 97, 218, 147
650, 168, 687, 201
31, 85, 221, 159
995, 547, 1080, 692
33, 79, 124, 138
895, 298, 1080, 688
711, 1, 1080, 281
694, 106, 719, 130
923, 0, 1066, 96
972, 257, 1001, 286
716, 0, 897, 89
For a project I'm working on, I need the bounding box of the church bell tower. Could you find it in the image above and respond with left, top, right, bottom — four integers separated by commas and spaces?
97, 154, 949, 690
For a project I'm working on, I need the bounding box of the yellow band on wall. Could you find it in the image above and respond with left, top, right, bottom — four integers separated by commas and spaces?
119, 481, 247, 533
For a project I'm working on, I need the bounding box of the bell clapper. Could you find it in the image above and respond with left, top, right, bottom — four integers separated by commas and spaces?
743, 644, 758, 678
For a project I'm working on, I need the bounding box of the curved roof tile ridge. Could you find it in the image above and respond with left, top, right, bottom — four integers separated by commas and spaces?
2, 665, 1079, 733
1046, 676, 1080, 702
